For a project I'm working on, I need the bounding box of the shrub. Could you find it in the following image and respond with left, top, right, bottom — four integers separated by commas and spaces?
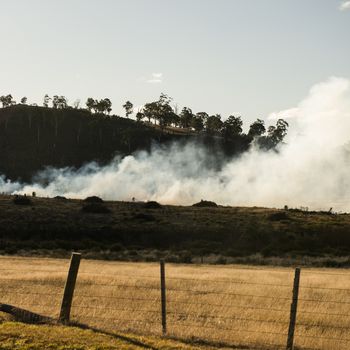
192, 200, 218, 208
143, 201, 162, 209
13, 195, 32, 205
268, 211, 289, 221
179, 251, 193, 263
215, 256, 227, 265
82, 203, 111, 214
54, 196, 67, 201
84, 196, 104, 203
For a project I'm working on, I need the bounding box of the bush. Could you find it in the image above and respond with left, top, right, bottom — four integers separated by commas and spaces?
84, 196, 104, 203
268, 211, 289, 221
215, 256, 227, 264
82, 203, 111, 214
13, 195, 32, 205
179, 251, 193, 263
143, 201, 162, 209
192, 200, 218, 208
54, 196, 67, 201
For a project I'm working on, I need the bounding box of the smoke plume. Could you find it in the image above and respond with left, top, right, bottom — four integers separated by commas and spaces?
1, 77, 350, 211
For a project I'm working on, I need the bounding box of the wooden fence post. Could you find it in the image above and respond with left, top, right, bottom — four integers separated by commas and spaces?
286, 267, 301, 350
59, 252, 81, 323
160, 259, 167, 335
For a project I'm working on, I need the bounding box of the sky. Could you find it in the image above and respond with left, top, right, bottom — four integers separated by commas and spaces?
0, 0, 349, 125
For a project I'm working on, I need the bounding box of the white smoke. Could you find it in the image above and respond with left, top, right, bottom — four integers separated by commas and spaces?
0, 175, 21, 193
1, 77, 350, 211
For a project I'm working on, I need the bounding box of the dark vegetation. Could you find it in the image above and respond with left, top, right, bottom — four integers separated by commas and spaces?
268, 211, 289, 221
84, 196, 104, 203
54, 196, 67, 201
0, 93, 288, 182
81, 203, 111, 214
143, 201, 162, 209
13, 195, 32, 206
193, 200, 218, 208
1, 195, 350, 267
0, 104, 164, 181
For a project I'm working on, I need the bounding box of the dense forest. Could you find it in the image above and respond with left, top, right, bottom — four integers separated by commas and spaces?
0, 93, 288, 181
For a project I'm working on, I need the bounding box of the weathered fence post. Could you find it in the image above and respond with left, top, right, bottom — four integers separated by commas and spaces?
59, 252, 81, 323
286, 267, 301, 350
160, 259, 167, 335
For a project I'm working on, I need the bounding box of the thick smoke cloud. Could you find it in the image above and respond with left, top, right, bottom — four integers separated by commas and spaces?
1, 77, 350, 211
0, 175, 21, 193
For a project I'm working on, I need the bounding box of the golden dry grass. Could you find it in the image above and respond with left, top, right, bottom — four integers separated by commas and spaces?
1, 256, 350, 349
0, 321, 234, 350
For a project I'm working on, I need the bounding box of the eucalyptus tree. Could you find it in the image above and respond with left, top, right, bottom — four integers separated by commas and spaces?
0, 94, 15, 107
43, 94, 51, 107
135, 111, 145, 122
248, 119, 266, 138
205, 114, 223, 134
86, 98, 96, 112
52, 95, 68, 109
222, 115, 243, 140
122, 101, 133, 118
179, 107, 194, 128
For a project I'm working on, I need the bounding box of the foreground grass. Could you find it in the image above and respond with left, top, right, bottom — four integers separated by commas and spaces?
0, 321, 231, 350
1, 257, 350, 349
1, 194, 350, 265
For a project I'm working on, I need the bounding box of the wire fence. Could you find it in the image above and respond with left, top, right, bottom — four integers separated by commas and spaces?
1, 254, 350, 349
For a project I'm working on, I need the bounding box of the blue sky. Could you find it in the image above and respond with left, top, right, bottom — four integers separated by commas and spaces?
0, 0, 349, 124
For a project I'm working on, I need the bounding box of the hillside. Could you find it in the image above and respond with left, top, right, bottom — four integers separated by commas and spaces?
0, 105, 251, 182
0, 105, 177, 181
1, 195, 350, 266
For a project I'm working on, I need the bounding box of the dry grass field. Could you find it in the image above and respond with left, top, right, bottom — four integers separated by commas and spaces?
1, 256, 350, 349
0, 322, 232, 350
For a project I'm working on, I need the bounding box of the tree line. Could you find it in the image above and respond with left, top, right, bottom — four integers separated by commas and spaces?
0, 92, 289, 149
123, 94, 288, 149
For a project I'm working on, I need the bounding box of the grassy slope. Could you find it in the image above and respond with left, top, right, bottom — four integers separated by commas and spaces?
1, 195, 350, 265
0, 321, 234, 350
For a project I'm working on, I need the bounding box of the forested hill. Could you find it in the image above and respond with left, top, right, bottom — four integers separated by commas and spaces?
0, 105, 174, 181
0, 104, 286, 182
